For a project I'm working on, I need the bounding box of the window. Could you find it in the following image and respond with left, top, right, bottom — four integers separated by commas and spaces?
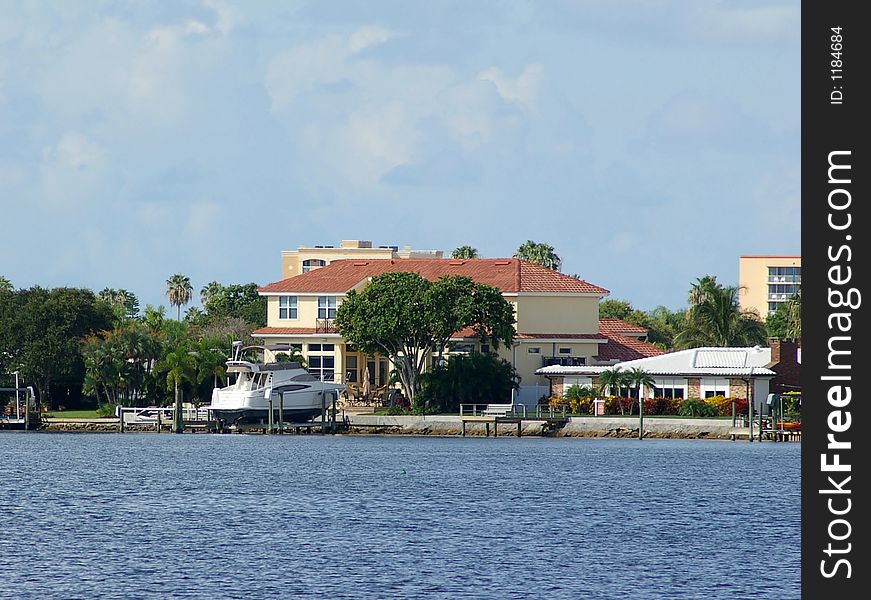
318, 296, 337, 319
528, 347, 541, 354
307, 343, 334, 353
302, 259, 326, 273
651, 378, 686, 399
450, 343, 475, 354
308, 355, 335, 381
480, 344, 490, 354
345, 356, 358, 382
701, 378, 729, 398
278, 296, 297, 319
559, 347, 572, 354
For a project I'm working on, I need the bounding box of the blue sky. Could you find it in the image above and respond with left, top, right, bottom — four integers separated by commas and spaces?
0, 0, 799, 313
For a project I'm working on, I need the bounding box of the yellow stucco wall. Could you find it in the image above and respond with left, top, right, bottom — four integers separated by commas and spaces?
738, 256, 801, 319
514, 295, 599, 333
267, 295, 342, 326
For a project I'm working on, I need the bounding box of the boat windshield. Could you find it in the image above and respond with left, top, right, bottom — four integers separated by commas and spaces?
229, 370, 271, 391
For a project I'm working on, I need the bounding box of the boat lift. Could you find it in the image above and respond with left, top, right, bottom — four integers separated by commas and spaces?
0, 385, 38, 429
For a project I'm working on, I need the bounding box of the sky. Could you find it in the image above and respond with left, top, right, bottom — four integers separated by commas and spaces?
0, 0, 800, 314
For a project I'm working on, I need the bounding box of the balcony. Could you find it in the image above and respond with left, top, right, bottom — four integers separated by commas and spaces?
542, 357, 587, 368
316, 319, 338, 333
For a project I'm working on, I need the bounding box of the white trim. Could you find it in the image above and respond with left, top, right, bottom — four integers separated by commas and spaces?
252, 333, 344, 339
516, 337, 607, 344
513, 292, 606, 298
260, 292, 346, 297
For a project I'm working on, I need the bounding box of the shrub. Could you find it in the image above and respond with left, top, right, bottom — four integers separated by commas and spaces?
703, 395, 749, 417
96, 403, 118, 418
564, 384, 594, 414
418, 352, 519, 413
385, 403, 409, 416
678, 397, 718, 417
604, 396, 634, 415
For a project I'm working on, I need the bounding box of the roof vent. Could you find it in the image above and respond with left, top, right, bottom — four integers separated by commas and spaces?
353, 261, 369, 266
494, 260, 511, 265
449, 260, 465, 266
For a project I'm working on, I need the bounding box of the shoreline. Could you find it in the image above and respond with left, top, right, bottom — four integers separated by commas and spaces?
12, 414, 799, 441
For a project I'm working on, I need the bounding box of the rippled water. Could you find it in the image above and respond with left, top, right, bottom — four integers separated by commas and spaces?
0, 433, 799, 599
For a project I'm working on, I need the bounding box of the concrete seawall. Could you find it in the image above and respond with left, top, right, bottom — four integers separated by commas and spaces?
346, 414, 749, 439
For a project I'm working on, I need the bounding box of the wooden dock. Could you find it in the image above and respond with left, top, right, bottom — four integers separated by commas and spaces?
459, 415, 569, 437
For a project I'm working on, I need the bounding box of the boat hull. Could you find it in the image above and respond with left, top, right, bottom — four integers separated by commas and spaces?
210, 406, 324, 424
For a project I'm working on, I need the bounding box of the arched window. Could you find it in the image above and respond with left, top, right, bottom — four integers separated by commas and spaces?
302, 259, 326, 273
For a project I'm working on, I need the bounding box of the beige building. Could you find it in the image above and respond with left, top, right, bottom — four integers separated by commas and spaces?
738, 256, 801, 318
254, 257, 663, 406
280, 239, 443, 279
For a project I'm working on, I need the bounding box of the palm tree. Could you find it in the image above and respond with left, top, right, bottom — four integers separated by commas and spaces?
165, 274, 193, 321
200, 281, 223, 311
784, 288, 801, 340
451, 246, 479, 259
625, 367, 655, 412
159, 345, 197, 433
688, 275, 720, 306
514, 240, 561, 271
598, 368, 627, 414
0, 276, 12, 292
676, 280, 767, 348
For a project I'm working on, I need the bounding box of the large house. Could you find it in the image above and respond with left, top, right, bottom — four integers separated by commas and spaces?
253, 257, 663, 404
738, 255, 801, 318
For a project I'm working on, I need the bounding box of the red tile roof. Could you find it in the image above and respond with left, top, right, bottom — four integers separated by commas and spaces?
595, 334, 666, 362
598, 318, 648, 335
258, 259, 608, 295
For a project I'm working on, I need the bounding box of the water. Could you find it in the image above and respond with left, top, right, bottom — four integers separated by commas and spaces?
0, 433, 799, 599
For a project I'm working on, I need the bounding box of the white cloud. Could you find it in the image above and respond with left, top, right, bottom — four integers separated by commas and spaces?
203, 0, 241, 36
39, 132, 109, 208
477, 63, 542, 109
349, 26, 394, 53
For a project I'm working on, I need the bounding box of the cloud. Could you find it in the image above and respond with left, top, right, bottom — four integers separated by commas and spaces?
264, 28, 529, 186
381, 151, 478, 186
349, 26, 395, 53
642, 91, 772, 152
478, 64, 542, 109
39, 131, 109, 208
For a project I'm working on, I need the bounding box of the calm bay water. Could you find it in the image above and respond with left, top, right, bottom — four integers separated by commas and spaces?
0, 433, 799, 599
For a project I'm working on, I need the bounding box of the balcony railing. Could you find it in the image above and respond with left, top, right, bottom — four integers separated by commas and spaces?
316, 319, 338, 333
542, 357, 587, 368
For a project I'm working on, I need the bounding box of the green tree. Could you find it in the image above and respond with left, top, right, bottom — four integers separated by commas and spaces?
599, 298, 679, 348
625, 367, 655, 413
514, 240, 561, 271
418, 352, 519, 413
200, 282, 267, 327
598, 299, 633, 320
451, 246, 479, 259
158, 344, 197, 433
165, 274, 193, 321
676, 276, 767, 348
0, 276, 12, 292
766, 289, 801, 340
598, 368, 628, 414
200, 281, 223, 309
0, 287, 114, 408
98, 288, 140, 322
335, 272, 515, 405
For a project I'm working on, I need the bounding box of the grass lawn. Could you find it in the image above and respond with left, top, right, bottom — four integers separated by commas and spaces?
43, 409, 102, 418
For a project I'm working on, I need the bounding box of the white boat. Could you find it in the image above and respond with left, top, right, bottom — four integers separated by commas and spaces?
207, 343, 344, 425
